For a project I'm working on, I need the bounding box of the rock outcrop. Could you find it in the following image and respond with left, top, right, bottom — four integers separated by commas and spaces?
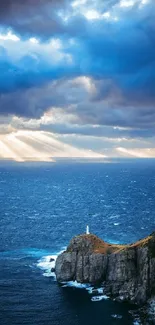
55, 232, 155, 304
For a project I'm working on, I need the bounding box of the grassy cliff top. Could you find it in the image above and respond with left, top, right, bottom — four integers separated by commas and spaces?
66, 232, 155, 255
67, 233, 125, 254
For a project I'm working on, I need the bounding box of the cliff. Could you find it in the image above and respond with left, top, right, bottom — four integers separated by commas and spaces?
55, 232, 155, 305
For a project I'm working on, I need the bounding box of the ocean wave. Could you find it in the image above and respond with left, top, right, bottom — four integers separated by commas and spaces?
37, 255, 57, 278
109, 215, 120, 219
37, 248, 65, 278
91, 295, 109, 302
61, 281, 92, 289
61, 280, 109, 302
133, 321, 141, 325
111, 314, 122, 319
86, 287, 104, 295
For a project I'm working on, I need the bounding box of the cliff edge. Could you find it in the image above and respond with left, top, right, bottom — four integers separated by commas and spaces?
55, 232, 155, 304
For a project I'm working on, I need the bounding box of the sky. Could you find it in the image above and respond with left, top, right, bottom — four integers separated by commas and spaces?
0, 0, 155, 161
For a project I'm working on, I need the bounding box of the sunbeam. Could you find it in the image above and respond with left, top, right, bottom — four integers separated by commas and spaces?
0, 131, 104, 162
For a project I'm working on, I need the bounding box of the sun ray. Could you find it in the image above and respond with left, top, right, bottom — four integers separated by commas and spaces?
6, 133, 54, 161
0, 139, 24, 162
116, 147, 155, 158
0, 131, 104, 162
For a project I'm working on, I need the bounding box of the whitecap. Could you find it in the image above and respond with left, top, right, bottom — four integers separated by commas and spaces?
111, 314, 122, 319
37, 254, 57, 277
87, 287, 104, 295
109, 215, 120, 220
37, 248, 66, 278
91, 295, 109, 302
97, 288, 104, 294
86, 287, 94, 294
92, 213, 100, 217
133, 321, 141, 325
61, 281, 91, 289
43, 271, 55, 278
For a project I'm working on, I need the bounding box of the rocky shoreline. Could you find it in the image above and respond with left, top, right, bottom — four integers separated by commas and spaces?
55, 232, 155, 324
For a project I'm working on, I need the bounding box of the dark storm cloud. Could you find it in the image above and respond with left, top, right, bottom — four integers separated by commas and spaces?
0, 76, 86, 118
0, 0, 155, 136
0, 0, 68, 38
0, 83, 63, 118
0, 0, 119, 38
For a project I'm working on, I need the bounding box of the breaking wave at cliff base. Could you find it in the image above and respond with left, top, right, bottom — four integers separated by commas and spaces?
37, 248, 65, 277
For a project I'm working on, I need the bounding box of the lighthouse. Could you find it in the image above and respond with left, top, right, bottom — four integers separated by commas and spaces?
86, 225, 90, 235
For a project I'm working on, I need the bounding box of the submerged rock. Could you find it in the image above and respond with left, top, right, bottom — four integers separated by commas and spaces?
50, 258, 55, 262
55, 232, 155, 305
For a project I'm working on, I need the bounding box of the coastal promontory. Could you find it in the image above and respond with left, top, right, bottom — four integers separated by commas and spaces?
55, 232, 155, 305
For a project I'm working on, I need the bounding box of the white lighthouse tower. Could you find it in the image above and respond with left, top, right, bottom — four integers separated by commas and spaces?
86, 225, 90, 235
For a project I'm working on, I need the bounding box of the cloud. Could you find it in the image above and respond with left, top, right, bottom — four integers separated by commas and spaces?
1, 75, 155, 134
0, 0, 68, 38
0, 0, 121, 39
0, 0, 154, 158
0, 37, 74, 93
0, 1, 154, 120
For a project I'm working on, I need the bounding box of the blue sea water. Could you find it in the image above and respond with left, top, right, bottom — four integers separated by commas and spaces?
1, 160, 155, 325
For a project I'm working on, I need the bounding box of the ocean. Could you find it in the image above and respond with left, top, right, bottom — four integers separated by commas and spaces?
1, 160, 155, 325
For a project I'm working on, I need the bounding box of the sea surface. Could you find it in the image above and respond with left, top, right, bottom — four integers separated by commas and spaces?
1, 160, 155, 325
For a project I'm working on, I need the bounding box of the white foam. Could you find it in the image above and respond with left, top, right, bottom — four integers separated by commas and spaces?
43, 271, 55, 277
37, 254, 57, 277
97, 288, 104, 294
133, 321, 141, 325
111, 314, 122, 319
86, 287, 104, 295
91, 295, 109, 302
37, 252, 108, 303
86, 287, 94, 294
61, 281, 91, 289
109, 215, 120, 219
37, 248, 66, 278
61, 282, 106, 302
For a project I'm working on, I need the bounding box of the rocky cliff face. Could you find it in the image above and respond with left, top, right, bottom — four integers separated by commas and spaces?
55, 233, 155, 304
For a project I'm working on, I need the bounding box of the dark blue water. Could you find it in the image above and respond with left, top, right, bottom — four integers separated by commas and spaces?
1, 161, 155, 325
